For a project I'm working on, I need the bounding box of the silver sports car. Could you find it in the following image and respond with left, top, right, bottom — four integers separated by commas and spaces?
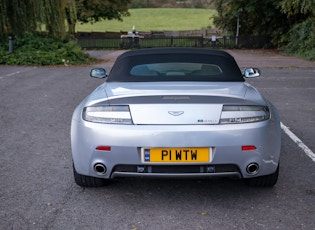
71, 48, 281, 187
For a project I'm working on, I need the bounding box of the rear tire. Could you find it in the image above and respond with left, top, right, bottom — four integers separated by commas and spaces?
73, 164, 109, 187
245, 164, 279, 187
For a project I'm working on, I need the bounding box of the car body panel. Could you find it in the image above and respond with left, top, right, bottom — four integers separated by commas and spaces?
71, 48, 281, 182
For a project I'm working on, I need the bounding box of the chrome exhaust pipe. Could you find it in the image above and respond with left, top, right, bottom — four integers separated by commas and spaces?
246, 163, 259, 175
94, 163, 107, 175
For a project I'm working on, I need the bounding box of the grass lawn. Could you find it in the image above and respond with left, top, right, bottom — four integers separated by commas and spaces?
76, 8, 217, 32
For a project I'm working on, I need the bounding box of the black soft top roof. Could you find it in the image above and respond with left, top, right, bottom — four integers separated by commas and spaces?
108, 48, 244, 82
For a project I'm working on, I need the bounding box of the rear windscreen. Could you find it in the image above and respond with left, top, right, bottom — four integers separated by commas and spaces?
130, 63, 223, 77
108, 53, 244, 82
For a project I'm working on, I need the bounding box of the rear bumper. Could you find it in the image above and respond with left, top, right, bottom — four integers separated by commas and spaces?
71, 117, 281, 180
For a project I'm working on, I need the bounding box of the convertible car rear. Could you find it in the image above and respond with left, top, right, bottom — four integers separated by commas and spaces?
71, 48, 281, 187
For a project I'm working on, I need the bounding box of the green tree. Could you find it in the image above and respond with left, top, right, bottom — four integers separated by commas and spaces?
212, 0, 290, 42
1, 0, 132, 40
65, 0, 78, 35
129, 0, 149, 8
0, 0, 36, 38
212, 0, 314, 59
129, 0, 214, 8
0, 0, 77, 40
279, 0, 315, 16
279, 0, 315, 59
75, 0, 131, 24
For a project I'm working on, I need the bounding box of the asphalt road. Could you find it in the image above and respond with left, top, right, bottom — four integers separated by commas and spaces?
0, 50, 314, 230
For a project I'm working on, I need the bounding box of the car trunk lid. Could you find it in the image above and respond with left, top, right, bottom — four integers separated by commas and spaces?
104, 82, 247, 125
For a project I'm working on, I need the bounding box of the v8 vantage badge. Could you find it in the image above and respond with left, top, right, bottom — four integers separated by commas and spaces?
197, 119, 219, 124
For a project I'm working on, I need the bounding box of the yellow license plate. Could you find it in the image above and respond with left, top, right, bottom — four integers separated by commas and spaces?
142, 147, 210, 163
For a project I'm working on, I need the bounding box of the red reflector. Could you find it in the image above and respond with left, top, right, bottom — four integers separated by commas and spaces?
96, 146, 111, 151
242, 145, 257, 151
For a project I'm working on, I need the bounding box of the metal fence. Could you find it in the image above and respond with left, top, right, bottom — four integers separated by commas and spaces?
76, 35, 272, 50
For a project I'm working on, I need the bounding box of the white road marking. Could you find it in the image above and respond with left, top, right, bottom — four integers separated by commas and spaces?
281, 122, 315, 163
1, 71, 21, 78
0, 67, 37, 79
8, 71, 21, 76
0, 72, 19, 79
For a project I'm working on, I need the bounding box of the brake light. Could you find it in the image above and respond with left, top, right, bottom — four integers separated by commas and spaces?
96, 146, 111, 151
220, 105, 270, 124
242, 145, 257, 151
83, 105, 132, 124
